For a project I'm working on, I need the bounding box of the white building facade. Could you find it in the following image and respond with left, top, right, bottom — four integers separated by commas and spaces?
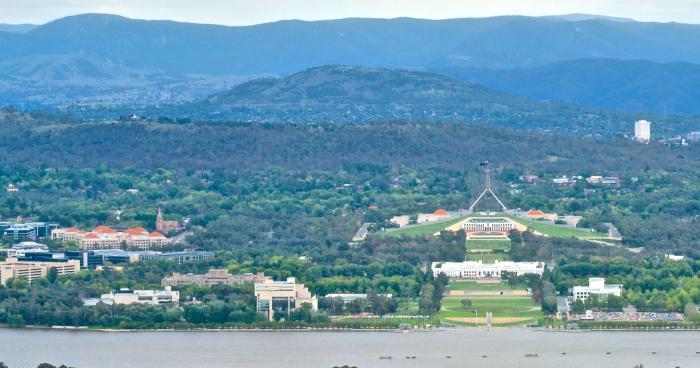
432, 260, 545, 279
571, 277, 622, 301
634, 120, 651, 142
99, 288, 180, 305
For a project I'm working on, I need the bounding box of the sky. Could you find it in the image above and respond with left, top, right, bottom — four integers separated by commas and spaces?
1, 0, 700, 25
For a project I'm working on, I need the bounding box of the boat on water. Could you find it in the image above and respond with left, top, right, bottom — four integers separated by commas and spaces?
379, 356, 392, 360
525, 353, 539, 358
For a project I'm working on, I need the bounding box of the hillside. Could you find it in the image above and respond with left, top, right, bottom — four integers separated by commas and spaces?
120, 65, 698, 136
0, 54, 250, 107
3, 13, 700, 108
439, 58, 700, 115
2, 110, 698, 174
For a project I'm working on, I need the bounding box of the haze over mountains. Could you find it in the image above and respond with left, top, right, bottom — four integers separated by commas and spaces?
440, 59, 700, 115
1, 13, 700, 128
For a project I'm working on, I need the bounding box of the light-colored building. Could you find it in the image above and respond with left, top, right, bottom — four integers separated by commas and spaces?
325, 293, 393, 303
6, 184, 19, 193
52, 225, 169, 250
634, 120, 651, 143
99, 287, 180, 305
431, 260, 545, 279
571, 277, 622, 301
389, 215, 410, 228
2, 241, 49, 258
416, 209, 450, 224
162, 269, 270, 287
255, 277, 318, 321
552, 176, 577, 187
0, 258, 81, 285
443, 216, 531, 239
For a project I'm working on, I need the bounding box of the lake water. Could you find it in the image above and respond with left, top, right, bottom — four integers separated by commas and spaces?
1, 328, 698, 368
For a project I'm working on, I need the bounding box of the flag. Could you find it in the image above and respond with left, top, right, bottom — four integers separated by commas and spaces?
479, 160, 489, 167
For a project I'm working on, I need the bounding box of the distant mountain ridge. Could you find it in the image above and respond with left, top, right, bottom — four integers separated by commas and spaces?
438, 58, 700, 115
2, 13, 700, 118
4, 13, 700, 75
0, 23, 37, 33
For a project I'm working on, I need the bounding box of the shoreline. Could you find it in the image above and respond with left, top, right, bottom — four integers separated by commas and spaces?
3, 324, 700, 334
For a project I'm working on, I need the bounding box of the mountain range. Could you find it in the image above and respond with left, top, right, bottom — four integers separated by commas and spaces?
1, 13, 700, 125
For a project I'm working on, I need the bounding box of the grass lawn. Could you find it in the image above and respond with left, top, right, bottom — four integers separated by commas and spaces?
466, 239, 511, 251
380, 216, 468, 237
504, 215, 605, 238
437, 295, 540, 327
465, 253, 510, 262
446, 280, 521, 291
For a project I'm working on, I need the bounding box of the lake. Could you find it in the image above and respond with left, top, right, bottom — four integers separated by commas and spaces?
1, 328, 698, 368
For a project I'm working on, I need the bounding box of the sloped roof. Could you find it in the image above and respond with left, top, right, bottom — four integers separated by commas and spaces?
433, 209, 449, 216
94, 226, 118, 234
527, 209, 545, 216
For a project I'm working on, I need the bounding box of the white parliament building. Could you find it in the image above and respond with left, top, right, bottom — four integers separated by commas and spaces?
432, 260, 545, 279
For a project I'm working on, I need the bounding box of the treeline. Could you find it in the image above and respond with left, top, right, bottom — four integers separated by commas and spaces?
2, 114, 699, 173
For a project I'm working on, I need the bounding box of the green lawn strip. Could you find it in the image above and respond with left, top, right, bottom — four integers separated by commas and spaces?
446, 280, 522, 291
503, 214, 605, 238
437, 296, 541, 327
465, 253, 510, 262
379, 215, 469, 237
466, 239, 511, 251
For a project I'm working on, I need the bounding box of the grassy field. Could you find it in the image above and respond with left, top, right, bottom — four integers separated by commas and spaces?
466, 239, 511, 251
446, 280, 521, 291
465, 253, 510, 262
437, 295, 540, 327
505, 215, 605, 238
380, 216, 468, 237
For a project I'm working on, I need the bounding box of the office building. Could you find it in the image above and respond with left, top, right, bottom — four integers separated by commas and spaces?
2, 241, 49, 258
51, 225, 169, 250
255, 277, 318, 321
571, 277, 622, 301
431, 260, 545, 279
0, 222, 59, 241
634, 120, 651, 143
97, 287, 180, 306
0, 257, 81, 285
162, 269, 270, 287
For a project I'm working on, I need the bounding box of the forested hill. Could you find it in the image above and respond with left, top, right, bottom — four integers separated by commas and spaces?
2, 110, 697, 174
125, 65, 698, 136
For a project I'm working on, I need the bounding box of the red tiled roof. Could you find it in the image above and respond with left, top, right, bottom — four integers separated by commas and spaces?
433, 209, 449, 216
84, 233, 99, 239
527, 209, 545, 216
65, 227, 80, 232
149, 231, 165, 238
124, 227, 148, 235
94, 226, 118, 234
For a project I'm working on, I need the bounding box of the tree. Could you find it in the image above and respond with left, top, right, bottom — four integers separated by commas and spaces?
47, 268, 58, 284
460, 299, 472, 308
571, 299, 586, 314
419, 284, 437, 316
